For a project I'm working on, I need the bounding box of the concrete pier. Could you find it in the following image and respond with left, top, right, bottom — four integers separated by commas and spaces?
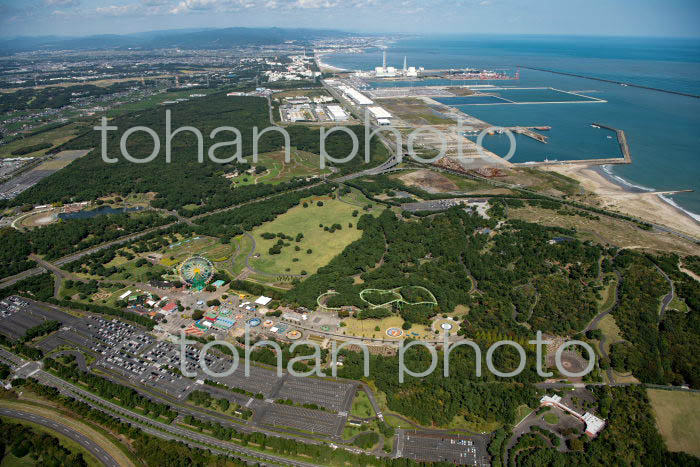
514, 123, 632, 167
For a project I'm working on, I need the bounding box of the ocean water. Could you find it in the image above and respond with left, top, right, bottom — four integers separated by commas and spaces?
323, 35, 700, 219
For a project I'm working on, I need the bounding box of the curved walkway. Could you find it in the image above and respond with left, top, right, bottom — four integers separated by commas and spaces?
653, 264, 674, 321
0, 407, 120, 467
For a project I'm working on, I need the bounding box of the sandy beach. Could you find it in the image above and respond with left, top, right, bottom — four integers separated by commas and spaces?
315, 54, 346, 73
542, 165, 700, 240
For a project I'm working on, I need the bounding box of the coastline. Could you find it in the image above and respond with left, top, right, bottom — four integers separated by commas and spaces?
315, 54, 347, 73
541, 164, 700, 240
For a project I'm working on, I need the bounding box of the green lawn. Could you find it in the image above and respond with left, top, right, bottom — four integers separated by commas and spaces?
597, 314, 626, 353
597, 274, 618, 311
668, 296, 689, 313
248, 196, 367, 275
514, 404, 533, 425
106, 88, 218, 117
543, 411, 559, 425
350, 390, 375, 418
648, 389, 700, 457
229, 149, 331, 187
0, 122, 84, 159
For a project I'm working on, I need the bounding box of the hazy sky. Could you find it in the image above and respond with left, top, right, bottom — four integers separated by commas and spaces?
1, 0, 699, 38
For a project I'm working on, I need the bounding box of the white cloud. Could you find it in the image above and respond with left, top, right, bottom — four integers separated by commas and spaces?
170, 0, 222, 14
295, 0, 340, 8
43, 0, 80, 6
95, 4, 142, 16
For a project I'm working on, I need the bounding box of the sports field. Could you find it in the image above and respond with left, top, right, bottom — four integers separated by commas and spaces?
647, 389, 700, 457
248, 196, 366, 275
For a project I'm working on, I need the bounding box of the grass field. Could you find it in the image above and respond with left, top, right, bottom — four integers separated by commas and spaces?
514, 405, 533, 426
350, 390, 375, 418
445, 413, 502, 433
340, 315, 431, 340
543, 411, 559, 425
228, 149, 330, 187
668, 296, 689, 313
105, 87, 217, 116
502, 168, 581, 197
509, 205, 698, 256
86, 235, 234, 284
229, 234, 254, 277
647, 389, 700, 457
597, 314, 625, 353
384, 414, 414, 429
597, 274, 618, 311
0, 123, 85, 159
248, 196, 367, 275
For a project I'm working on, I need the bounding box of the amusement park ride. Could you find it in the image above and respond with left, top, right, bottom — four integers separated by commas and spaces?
179, 256, 215, 292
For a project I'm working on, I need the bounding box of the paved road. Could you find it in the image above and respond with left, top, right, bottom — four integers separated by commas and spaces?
35, 370, 321, 467
0, 407, 120, 467
653, 264, 675, 321
0, 180, 327, 290
0, 222, 178, 290
30, 254, 68, 298
579, 271, 621, 383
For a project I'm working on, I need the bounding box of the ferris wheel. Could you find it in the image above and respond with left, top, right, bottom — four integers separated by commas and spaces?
179, 256, 214, 292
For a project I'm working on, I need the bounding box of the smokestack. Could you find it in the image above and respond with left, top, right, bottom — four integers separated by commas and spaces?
403, 56, 407, 72
383, 51, 387, 70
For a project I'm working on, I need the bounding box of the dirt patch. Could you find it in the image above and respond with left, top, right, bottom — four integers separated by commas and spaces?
398, 169, 459, 193
21, 211, 58, 228
447, 87, 476, 96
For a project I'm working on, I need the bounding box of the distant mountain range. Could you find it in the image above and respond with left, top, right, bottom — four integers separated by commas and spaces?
0, 27, 352, 54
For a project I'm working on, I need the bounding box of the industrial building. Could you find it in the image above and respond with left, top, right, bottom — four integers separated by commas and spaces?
336, 84, 374, 106
374, 51, 421, 78
367, 106, 393, 125
326, 105, 349, 121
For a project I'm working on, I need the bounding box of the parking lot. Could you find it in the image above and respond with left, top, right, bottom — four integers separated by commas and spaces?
0, 297, 63, 340
397, 431, 488, 466
275, 376, 355, 413
0, 296, 362, 438
256, 402, 345, 437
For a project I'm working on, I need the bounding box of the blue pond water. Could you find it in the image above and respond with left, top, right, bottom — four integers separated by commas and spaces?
58, 205, 143, 220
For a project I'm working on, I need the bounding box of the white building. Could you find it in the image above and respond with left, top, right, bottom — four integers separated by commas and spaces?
337, 85, 373, 106
540, 394, 606, 438
367, 106, 392, 121
326, 105, 349, 122
255, 296, 272, 306
375, 66, 397, 78
581, 412, 606, 437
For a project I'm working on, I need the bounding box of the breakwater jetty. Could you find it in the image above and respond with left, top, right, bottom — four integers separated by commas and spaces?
518, 66, 700, 99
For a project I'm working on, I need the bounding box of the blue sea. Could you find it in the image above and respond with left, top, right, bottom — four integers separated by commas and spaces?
322, 35, 700, 221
